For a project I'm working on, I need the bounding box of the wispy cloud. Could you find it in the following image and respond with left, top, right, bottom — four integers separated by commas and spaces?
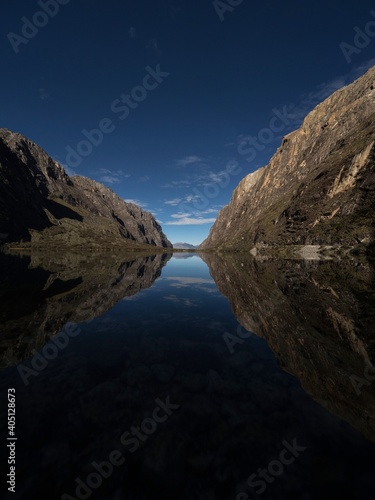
163, 295, 199, 307
162, 180, 192, 189
170, 213, 192, 219
64, 165, 77, 177
97, 168, 130, 185
101, 176, 121, 184
176, 155, 205, 167
163, 158, 238, 192
164, 216, 216, 226
164, 198, 182, 206
165, 194, 220, 211
233, 60, 375, 156
288, 59, 375, 126
125, 198, 148, 208
185, 194, 202, 203
165, 277, 214, 285
170, 207, 217, 216
352, 58, 375, 77
163, 277, 218, 295
139, 175, 150, 182
200, 208, 219, 215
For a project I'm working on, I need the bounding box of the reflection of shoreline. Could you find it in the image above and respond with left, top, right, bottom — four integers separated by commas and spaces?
171, 252, 198, 259
202, 253, 375, 443
0, 251, 171, 368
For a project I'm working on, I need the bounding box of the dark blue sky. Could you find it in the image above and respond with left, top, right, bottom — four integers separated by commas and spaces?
1, 0, 375, 244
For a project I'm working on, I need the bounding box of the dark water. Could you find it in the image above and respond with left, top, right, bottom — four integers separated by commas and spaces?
1, 251, 375, 500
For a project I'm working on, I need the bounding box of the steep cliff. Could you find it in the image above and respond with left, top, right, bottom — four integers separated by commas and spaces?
0, 128, 172, 249
201, 66, 375, 250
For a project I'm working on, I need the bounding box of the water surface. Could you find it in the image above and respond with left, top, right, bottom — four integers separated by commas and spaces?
1, 251, 375, 500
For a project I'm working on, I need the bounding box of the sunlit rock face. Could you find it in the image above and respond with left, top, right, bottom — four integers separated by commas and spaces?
0, 128, 172, 249
201, 66, 375, 250
202, 252, 375, 442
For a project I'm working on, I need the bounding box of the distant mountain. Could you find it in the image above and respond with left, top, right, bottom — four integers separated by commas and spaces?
201, 66, 375, 253
0, 129, 172, 249
172, 242, 197, 249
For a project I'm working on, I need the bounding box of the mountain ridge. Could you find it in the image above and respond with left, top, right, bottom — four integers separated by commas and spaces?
0, 128, 172, 249
172, 242, 197, 249
201, 66, 375, 252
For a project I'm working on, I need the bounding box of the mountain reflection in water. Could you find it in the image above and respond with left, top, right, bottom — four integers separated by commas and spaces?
0, 251, 374, 500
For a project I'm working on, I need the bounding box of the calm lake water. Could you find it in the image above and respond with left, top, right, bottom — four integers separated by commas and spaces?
1, 251, 375, 500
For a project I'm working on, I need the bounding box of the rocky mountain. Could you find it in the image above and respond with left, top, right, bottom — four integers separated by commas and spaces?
172, 242, 197, 249
0, 128, 172, 249
201, 66, 375, 251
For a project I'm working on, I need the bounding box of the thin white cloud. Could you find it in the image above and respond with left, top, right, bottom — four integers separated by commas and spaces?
164, 216, 216, 226
100, 176, 121, 184
166, 277, 214, 284
176, 155, 205, 167
200, 208, 219, 215
164, 194, 206, 208
289, 60, 375, 127
162, 180, 192, 188
128, 27, 136, 38
352, 58, 375, 77
125, 199, 148, 208
163, 276, 219, 295
236, 60, 375, 145
164, 198, 182, 206
163, 295, 199, 307
64, 165, 77, 177
139, 175, 150, 182
185, 194, 201, 203
204, 170, 232, 185
195, 286, 220, 295
170, 212, 192, 219
98, 168, 130, 185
